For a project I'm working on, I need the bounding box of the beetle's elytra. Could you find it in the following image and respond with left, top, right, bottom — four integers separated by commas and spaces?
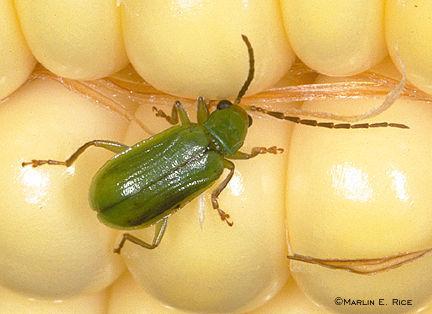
22, 35, 408, 254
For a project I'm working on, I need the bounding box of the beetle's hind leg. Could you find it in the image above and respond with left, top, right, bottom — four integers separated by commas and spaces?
114, 217, 169, 254
22, 140, 129, 168
211, 160, 235, 227
152, 101, 190, 126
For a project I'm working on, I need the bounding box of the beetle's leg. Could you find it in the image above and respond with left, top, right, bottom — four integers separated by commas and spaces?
22, 140, 129, 168
226, 146, 284, 160
113, 217, 169, 254
197, 96, 210, 125
249, 106, 409, 129
152, 101, 190, 126
211, 160, 235, 227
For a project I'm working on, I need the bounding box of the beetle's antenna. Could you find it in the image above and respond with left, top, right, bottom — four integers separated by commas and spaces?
250, 106, 409, 129
235, 35, 255, 105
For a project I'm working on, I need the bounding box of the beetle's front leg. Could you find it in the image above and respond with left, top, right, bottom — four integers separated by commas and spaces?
152, 101, 190, 126
113, 217, 169, 254
211, 160, 235, 227
22, 140, 129, 168
226, 146, 284, 160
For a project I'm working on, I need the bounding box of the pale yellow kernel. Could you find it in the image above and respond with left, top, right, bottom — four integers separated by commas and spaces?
116, 102, 291, 313
248, 279, 331, 314
286, 68, 432, 313
120, 0, 294, 99
14, 0, 128, 80
108, 272, 189, 314
281, 0, 387, 76
386, 0, 432, 95
0, 284, 107, 314
0, 0, 35, 100
0, 78, 127, 298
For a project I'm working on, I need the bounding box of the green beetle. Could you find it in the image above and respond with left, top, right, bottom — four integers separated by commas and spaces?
22, 35, 284, 254
22, 35, 408, 254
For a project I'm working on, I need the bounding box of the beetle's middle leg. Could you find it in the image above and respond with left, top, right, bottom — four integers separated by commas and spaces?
211, 160, 235, 227
113, 217, 169, 254
152, 101, 190, 126
22, 140, 129, 168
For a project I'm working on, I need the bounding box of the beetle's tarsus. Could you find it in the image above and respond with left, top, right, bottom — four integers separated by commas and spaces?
152, 106, 162, 116
152, 106, 169, 120
152, 105, 178, 124
152, 102, 191, 126
217, 208, 234, 227
211, 160, 236, 227
256, 146, 284, 155
211, 192, 234, 226
22, 160, 36, 167
21, 159, 67, 168
212, 197, 234, 227
227, 146, 284, 160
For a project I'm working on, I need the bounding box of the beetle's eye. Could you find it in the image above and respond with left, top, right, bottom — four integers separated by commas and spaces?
248, 114, 253, 127
217, 100, 232, 110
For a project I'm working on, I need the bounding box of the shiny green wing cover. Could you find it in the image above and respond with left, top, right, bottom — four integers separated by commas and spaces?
90, 124, 224, 229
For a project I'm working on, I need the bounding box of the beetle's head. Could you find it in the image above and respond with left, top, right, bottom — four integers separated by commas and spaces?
203, 100, 252, 155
